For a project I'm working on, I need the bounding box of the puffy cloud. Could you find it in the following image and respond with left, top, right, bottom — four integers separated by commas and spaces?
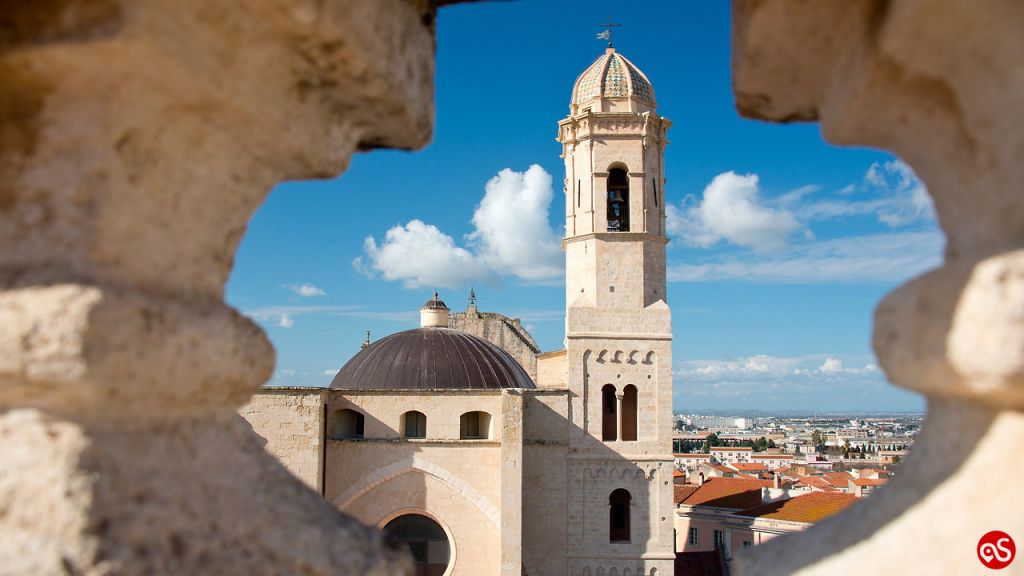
790, 160, 933, 226
668, 161, 934, 259
667, 172, 802, 252
866, 160, 934, 226
287, 283, 326, 297
243, 304, 417, 329
668, 230, 943, 284
469, 165, 564, 280
818, 357, 844, 374
358, 165, 564, 288
357, 219, 494, 289
674, 354, 921, 412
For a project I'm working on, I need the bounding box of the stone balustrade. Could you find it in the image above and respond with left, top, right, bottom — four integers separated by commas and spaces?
0, 0, 438, 573
731, 1, 1024, 573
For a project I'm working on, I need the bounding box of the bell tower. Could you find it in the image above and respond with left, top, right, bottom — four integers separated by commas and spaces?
557, 47, 675, 576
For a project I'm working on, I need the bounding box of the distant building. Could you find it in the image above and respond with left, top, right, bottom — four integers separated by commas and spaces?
711, 446, 753, 464
675, 477, 858, 561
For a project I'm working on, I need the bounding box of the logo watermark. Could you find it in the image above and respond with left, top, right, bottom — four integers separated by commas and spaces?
978, 531, 1016, 570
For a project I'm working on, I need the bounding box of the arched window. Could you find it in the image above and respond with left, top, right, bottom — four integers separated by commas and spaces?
602, 384, 617, 441
609, 488, 631, 542
460, 411, 491, 439
607, 168, 630, 232
383, 514, 450, 575
621, 385, 638, 441
402, 410, 427, 439
327, 408, 364, 440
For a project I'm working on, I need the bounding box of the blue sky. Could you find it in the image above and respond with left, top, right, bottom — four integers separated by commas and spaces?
227, 1, 941, 413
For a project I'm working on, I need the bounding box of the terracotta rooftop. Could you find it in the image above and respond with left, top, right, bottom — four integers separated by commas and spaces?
739, 492, 858, 524
823, 472, 854, 486
706, 464, 736, 475
797, 476, 838, 492
851, 478, 889, 487
674, 484, 699, 505
679, 477, 772, 510
730, 463, 766, 472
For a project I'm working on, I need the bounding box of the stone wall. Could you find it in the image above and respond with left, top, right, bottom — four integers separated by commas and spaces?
324, 389, 519, 576
522, 390, 571, 575
0, 0, 442, 573
240, 388, 326, 491
536, 349, 568, 388
450, 309, 540, 382
730, 1, 1024, 574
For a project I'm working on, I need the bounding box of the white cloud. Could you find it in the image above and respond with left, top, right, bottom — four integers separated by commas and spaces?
357, 220, 494, 289
668, 161, 934, 259
358, 165, 564, 288
287, 283, 326, 297
866, 160, 934, 226
668, 230, 943, 284
674, 353, 923, 412
792, 160, 933, 226
469, 165, 564, 280
243, 304, 418, 329
667, 172, 802, 252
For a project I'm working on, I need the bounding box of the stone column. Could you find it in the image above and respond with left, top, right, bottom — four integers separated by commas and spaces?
616, 392, 625, 442
731, 1, 1024, 574
0, 1, 440, 573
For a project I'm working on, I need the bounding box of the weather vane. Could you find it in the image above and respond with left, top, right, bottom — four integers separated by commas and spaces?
596, 17, 621, 48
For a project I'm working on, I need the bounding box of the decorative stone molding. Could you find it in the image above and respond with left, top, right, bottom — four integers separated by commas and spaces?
0, 0, 442, 573
731, 1, 1024, 573
334, 457, 502, 528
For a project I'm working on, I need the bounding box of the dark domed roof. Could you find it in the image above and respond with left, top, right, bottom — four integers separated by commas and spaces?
330, 327, 535, 391
422, 291, 448, 310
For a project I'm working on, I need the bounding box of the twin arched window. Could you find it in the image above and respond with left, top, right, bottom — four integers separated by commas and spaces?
602, 384, 618, 441
609, 488, 632, 542
601, 384, 639, 442
621, 385, 638, 441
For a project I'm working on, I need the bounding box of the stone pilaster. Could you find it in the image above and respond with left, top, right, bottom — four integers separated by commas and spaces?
0, 1, 438, 573
731, 1, 1024, 573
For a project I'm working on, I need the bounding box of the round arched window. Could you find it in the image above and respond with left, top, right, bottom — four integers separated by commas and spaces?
383, 513, 450, 575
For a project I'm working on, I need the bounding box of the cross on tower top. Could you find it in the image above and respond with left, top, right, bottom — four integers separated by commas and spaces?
597, 17, 621, 48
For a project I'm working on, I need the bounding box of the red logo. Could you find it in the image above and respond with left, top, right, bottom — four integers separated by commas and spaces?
978, 531, 1016, 570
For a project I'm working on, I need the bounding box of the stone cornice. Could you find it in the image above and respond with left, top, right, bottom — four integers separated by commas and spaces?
567, 332, 673, 341
563, 232, 670, 246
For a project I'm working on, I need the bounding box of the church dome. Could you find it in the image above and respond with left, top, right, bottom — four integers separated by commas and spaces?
571, 47, 655, 106
329, 327, 536, 391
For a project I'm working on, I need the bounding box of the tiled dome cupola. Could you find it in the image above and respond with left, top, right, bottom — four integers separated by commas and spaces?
571, 47, 656, 108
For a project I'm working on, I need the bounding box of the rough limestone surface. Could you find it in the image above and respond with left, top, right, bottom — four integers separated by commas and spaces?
730, 1, 1024, 574
0, 0, 444, 573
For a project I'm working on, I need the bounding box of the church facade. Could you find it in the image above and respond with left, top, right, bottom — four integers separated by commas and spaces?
241, 47, 675, 576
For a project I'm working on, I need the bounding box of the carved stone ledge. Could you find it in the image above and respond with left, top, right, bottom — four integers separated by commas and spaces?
731, 0, 1024, 573
0, 0, 443, 572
